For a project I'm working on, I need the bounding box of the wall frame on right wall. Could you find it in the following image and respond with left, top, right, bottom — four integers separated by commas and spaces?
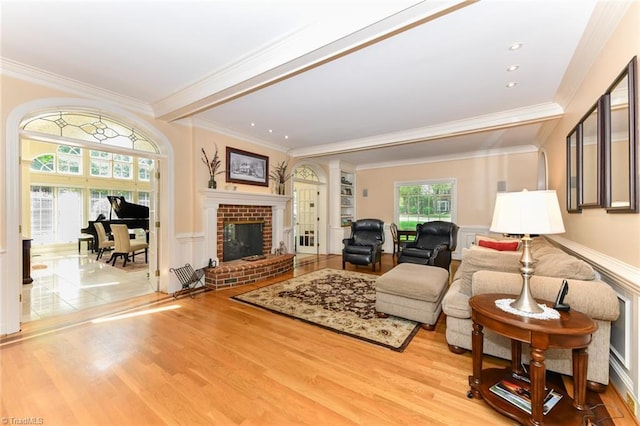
603, 56, 638, 213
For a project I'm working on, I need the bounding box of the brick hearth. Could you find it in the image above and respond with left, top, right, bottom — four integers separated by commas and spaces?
204, 254, 295, 289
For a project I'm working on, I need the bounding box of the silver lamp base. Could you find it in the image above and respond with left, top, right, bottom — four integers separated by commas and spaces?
510, 236, 543, 314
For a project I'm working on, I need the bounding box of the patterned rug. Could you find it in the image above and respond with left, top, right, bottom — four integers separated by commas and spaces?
232, 268, 420, 351
103, 253, 149, 272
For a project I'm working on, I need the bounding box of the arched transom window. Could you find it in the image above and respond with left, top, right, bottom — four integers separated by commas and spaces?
22, 111, 157, 153
293, 165, 319, 182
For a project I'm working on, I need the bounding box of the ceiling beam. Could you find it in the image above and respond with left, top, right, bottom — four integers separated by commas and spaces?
153, 0, 476, 122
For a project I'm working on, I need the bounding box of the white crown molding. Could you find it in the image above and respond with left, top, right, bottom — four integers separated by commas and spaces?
554, 0, 632, 108
153, 0, 473, 121
290, 102, 564, 158
356, 144, 539, 171
0, 58, 153, 116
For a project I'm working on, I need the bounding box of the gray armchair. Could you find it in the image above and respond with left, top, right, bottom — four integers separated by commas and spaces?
397, 221, 459, 270
342, 219, 385, 271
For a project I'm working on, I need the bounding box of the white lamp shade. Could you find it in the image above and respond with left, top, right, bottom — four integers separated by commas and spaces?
490, 190, 565, 235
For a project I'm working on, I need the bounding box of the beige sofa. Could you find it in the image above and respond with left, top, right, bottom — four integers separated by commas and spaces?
442, 236, 620, 390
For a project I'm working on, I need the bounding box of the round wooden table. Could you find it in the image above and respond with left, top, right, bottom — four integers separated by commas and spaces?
468, 293, 598, 425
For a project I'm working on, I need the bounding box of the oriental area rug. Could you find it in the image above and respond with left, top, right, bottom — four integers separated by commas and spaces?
232, 268, 420, 351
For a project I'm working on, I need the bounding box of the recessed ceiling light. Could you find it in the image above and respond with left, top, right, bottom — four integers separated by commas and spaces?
509, 42, 523, 51
284, 135, 289, 139
506, 82, 517, 88
507, 65, 519, 72
250, 122, 255, 126
269, 129, 273, 133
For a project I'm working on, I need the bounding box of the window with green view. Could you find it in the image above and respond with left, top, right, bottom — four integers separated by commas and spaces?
395, 180, 456, 230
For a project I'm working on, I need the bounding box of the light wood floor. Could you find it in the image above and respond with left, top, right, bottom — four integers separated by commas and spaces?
1, 255, 635, 425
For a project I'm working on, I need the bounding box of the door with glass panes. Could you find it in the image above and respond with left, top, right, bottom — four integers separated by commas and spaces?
295, 187, 318, 254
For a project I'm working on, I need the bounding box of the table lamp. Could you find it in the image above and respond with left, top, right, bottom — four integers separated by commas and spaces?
489, 189, 565, 313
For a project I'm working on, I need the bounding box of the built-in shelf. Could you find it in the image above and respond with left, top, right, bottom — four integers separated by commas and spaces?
340, 171, 354, 227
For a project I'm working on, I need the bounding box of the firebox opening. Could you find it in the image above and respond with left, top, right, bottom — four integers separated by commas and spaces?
223, 221, 264, 262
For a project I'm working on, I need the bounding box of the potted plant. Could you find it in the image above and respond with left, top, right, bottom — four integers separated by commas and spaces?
201, 145, 224, 189
269, 160, 291, 195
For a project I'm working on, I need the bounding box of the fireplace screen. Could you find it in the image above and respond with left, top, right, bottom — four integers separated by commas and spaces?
223, 221, 264, 261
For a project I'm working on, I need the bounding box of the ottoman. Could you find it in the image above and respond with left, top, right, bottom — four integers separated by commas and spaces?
375, 263, 449, 330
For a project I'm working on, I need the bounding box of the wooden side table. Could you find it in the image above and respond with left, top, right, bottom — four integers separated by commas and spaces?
469, 293, 598, 425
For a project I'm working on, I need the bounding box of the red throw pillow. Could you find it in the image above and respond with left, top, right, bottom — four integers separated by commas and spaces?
478, 239, 519, 251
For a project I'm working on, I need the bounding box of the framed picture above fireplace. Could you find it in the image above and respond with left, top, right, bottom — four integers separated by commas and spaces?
226, 147, 269, 187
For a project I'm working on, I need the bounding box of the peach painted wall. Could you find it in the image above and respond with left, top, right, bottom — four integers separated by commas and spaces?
541, 2, 640, 267
355, 151, 538, 228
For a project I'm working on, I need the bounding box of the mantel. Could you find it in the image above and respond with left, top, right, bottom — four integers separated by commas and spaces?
200, 189, 290, 266
200, 189, 289, 209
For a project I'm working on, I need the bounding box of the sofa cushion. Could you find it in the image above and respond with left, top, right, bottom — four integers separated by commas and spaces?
442, 280, 471, 318
534, 251, 596, 280
459, 248, 521, 296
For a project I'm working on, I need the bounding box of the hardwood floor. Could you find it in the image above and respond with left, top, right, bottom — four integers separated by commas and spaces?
1, 254, 635, 425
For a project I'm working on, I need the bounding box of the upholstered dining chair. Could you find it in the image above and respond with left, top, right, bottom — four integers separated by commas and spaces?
110, 224, 148, 267
94, 221, 114, 261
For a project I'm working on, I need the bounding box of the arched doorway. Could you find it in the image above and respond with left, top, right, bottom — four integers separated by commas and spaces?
2, 99, 176, 334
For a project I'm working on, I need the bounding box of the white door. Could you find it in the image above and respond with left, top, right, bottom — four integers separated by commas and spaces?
295, 187, 318, 254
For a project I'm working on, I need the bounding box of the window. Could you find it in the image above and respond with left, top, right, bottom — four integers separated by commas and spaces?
113, 154, 133, 180
138, 158, 153, 181
30, 154, 55, 172
90, 150, 112, 178
395, 179, 456, 230
138, 191, 150, 207
30, 186, 82, 244
90, 189, 111, 219
22, 112, 156, 153
89, 189, 134, 220
90, 150, 133, 179
22, 110, 159, 247
30, 186, 54, 244
293, 165, 319, 182
56, 145, 82, 175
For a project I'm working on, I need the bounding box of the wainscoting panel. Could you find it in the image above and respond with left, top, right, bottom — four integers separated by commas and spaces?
549, 235, 639, 420
170, 233, 203, 294
612, 292, 633, 369
454, 226, 490, 260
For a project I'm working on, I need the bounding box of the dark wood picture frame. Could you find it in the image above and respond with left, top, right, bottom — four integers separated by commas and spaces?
225, 147, 269, 187
603, 56, 638, 213
578, 99, 604, 209
566, 125, 582, 213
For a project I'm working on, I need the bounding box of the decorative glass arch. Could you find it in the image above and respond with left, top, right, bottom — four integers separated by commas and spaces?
21, 111, 157, 153
293, 165, 320, 182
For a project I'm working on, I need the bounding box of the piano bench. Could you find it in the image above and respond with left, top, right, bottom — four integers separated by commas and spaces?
78, 234, 95, 253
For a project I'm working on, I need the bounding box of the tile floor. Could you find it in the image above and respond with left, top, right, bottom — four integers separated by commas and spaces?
23, 248, 155, 323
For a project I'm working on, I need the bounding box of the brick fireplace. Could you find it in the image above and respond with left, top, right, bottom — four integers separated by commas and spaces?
200, 190, 293, 289
217, 204, 272, 261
